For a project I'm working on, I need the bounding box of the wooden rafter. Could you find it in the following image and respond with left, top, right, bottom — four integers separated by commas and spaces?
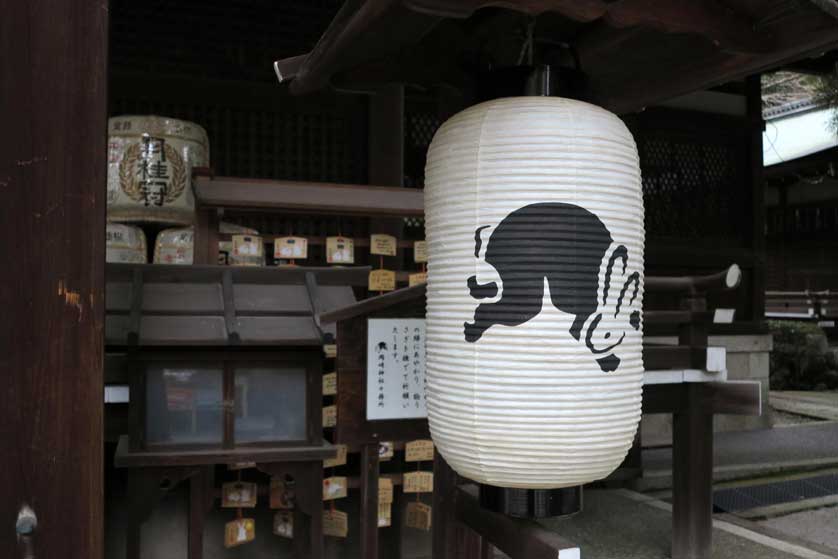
277, 0, 838, 114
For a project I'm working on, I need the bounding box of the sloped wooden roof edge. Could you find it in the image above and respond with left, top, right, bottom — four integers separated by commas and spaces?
320, 283, 426, 323
105, 263, 369, 346
277, 0, 838, 114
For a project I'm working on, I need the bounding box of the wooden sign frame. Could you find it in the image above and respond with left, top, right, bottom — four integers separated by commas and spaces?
323, 286, 430, 445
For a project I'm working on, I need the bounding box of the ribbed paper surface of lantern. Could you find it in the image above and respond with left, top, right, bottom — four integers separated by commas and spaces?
424, 97, 644, 488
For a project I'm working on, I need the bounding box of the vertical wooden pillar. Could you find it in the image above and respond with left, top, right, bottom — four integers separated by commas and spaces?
308, 465, 324, 559
433, 454, 484, 559
380, 486, 403, 559
671, 385, 714, 559
747, 74, 766, 319
368, 85, 405, 270
778, 183, 788, 290
0, 1, 107, 558
188, 471, 205, 559
360, 443, 381, 559
194, 208, 220, 265
432, 454, 458, 559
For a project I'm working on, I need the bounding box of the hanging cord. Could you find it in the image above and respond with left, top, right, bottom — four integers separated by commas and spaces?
516, 17, 536, 66
379, 255, 384, 295
415, 461, 422, 503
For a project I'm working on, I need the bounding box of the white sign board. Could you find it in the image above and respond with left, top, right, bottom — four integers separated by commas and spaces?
366, 318, 427, 420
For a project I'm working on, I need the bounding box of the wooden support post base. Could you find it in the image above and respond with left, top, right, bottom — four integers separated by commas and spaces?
672, 385, 714, 559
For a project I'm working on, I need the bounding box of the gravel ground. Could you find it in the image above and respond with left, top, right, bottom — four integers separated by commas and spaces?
758, 505, 838, 553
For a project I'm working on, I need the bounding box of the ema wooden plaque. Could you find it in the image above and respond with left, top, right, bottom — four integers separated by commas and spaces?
327, 236, 355, 264
224, 518, 255, 547
323, 405, 337, 428
323, 372, 338, 396
378, 503, 392, 528
406, 502, 432, 531
379, 441, 394, 461
379, 477, 394, 505
273, 511, 293, 539
270, 478, 295, 510
405, 439, 435, 462
370, 234, 397, 256
274, 236, 308, 260
222, 482, 257, 508
323, 509, 349, 538
323, 476, 348, 501
408, 272, 427, 287
403, 471, 434, 493
413, 240, 428, 263
324, 444, 348, 468
368, 269, 396, 292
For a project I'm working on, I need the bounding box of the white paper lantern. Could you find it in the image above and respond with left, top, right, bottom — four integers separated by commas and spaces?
424, 97, 644, 489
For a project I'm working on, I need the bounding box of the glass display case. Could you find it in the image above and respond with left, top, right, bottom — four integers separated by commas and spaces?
131, 351, 319, 451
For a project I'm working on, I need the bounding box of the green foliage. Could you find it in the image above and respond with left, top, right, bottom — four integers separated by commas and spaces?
768, 320, 838, 390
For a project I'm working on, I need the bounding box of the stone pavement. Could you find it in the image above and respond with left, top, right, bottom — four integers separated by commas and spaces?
771, 391, 838, 421
534, 489, 837, 559
641, 420, 838, 489
760, 506, 838, 554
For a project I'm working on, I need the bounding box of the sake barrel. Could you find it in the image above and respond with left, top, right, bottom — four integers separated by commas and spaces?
424, 97, 644, 489
106, 223, 147, 264
153, 227, 194, 265
107, 115, 209, 225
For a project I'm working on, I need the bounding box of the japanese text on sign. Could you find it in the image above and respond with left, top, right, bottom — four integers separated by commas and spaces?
366, 319, 427, 420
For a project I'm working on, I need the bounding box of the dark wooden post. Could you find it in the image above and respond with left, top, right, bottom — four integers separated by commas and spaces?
0, 1, 107, 558
308, 464, 324, 559
433, 454, 459, 559
747, 73, 766, 319
368, 84, 405, 270
360, 443, 381, 559
188, 471, 205, 559
672, 385, 714, 559
433, 454, 485, 559
672, 293, 713, 559
193, 208, 220, 265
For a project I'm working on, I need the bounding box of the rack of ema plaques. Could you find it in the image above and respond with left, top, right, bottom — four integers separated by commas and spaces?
107, 262, 368, 559
316, 264, 760, 559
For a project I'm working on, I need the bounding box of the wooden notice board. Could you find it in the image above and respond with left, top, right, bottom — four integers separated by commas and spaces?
322, 285, 430, 445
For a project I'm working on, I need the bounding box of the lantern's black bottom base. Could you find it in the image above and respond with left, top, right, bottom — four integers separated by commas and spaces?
478, 484, 582, 519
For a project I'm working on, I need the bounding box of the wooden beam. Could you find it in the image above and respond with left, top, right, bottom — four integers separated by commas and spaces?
114, 436, 337, 467
584, 11, 838, 114
0, 1, 107, 557
642, 381, 761, 415
601, 0, 770, 54
195, 176, 424, 217
290, 0, 441, 95
408, 0, 607, 21
455, 485, 580, 559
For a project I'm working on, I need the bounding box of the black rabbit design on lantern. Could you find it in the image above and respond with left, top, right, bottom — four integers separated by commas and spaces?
463, 202, 641, 373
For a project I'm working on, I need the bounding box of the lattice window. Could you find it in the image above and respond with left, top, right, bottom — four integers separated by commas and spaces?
635, 127, 747, 243
404, 93, 442, 189
109, 0, 368, 183
110, 0, 341, 82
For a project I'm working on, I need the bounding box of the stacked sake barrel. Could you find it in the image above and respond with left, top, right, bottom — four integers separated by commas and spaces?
106, 115, 209, 264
